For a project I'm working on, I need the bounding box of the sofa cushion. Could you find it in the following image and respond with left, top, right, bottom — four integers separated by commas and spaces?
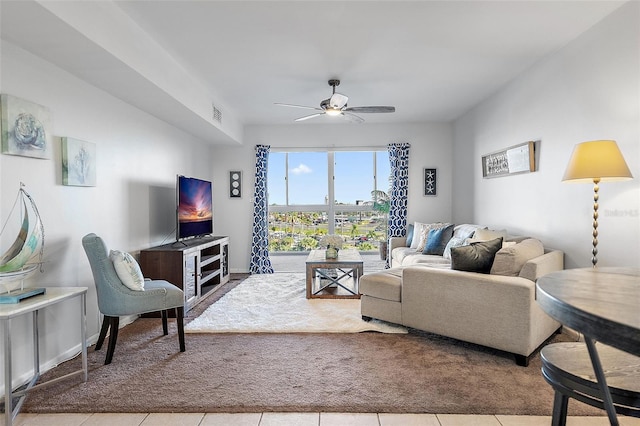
491, 238, 545, 277
403, 254, 451, 268
392, 247, 418, 265
360, 268, 403, 302
423, 224, 455, 255
450, 237, 503, 274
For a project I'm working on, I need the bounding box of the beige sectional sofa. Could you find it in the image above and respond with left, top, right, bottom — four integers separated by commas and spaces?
360, 223, 564, 366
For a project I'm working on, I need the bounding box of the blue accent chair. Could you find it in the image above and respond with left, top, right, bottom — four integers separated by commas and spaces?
82, 233, 185, 364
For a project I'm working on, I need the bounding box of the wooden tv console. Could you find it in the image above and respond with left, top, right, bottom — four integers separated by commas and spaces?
139, 236, 229, 313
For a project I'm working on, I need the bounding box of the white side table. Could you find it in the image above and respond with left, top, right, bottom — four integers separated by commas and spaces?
1, 287, 88, 426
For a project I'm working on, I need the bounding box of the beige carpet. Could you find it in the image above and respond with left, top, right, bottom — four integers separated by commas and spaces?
19, 275, 602, 416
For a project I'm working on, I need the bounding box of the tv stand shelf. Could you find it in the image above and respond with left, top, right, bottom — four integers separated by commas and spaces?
139, 236, 229, 313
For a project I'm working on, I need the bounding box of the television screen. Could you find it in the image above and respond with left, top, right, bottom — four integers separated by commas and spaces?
177, 175, 213, 240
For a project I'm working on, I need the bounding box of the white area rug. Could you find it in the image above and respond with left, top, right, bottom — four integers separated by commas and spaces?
185, 273, 407, 334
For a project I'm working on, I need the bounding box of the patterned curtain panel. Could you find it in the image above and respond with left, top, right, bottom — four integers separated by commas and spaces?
387, 143, 410, 266
249, 145, 274, 274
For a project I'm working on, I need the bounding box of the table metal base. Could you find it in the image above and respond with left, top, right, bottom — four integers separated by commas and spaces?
1, 287, 88, 426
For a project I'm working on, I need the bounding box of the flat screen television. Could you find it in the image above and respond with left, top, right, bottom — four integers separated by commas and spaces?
176, 175, 213, 241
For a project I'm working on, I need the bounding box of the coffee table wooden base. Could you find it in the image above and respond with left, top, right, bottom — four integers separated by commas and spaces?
305, 249, 364, 299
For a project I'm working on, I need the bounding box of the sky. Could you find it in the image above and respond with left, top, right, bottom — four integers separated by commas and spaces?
267, 151, 390, 205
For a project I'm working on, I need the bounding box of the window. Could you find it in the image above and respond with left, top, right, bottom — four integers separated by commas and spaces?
267, 150, 389, 252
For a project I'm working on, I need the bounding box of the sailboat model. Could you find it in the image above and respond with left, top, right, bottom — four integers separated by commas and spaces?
0, 183, 45, 297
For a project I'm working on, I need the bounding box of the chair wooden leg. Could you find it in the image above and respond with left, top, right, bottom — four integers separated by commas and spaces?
95, 316, 110, 351
104, 316, 120, 365
176, 306, 185, 352
161, 310, 169, 336
551, 390, 569, 426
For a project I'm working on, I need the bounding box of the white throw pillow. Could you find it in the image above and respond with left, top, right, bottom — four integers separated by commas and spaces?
109, 250, 145, 291
490, 238, 544, 277
409, 222, 427, 249
453, 224, 484, 240
472, 228, 508, 242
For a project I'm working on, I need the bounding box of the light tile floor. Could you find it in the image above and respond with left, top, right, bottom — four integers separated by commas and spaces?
8, 412, 640, 426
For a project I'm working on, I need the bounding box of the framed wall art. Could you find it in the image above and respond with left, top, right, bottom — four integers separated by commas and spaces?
1, 94, 52, 159
62, 137, 96, 186
229, 170, 242, 198
424, 168, 437, 196
482, 141, 536, 178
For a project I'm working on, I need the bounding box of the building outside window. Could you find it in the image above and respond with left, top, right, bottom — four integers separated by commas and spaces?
267, 150, 390, 253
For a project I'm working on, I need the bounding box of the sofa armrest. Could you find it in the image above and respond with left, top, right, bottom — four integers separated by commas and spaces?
519, 250, 564, 282
390, 236, 407, 251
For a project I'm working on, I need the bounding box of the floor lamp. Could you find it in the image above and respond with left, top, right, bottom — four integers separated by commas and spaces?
562, 140, 633, 267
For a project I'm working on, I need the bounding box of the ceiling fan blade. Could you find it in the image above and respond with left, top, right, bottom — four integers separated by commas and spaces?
274, 103, 322, 111
344, 106, 395, 113
295, 113, 325, 122
343, 112, 364, 123
329, 93, 348, 109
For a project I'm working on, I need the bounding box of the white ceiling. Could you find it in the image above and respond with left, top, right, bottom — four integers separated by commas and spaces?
0, 1, 625, 142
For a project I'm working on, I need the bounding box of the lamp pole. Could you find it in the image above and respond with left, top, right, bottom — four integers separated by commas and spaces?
591, 178, 600, 268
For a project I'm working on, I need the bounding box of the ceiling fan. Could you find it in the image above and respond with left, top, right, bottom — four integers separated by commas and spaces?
275, 79, 395, 123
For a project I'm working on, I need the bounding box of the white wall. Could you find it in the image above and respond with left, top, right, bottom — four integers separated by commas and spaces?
213, 122, 453, 272
453, 1, 640, 269
0, 41, 215, 392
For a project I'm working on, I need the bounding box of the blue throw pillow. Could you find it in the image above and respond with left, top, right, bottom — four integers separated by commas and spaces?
406, 224, 414, 247
423, 224, 455, 255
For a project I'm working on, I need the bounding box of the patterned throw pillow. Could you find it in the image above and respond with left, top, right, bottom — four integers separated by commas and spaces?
450, 237, 503, 274
109, 250, 145, 291
443, 236, 467, 260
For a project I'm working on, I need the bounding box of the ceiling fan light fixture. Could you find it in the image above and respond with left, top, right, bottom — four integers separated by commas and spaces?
275, 78, 395, 123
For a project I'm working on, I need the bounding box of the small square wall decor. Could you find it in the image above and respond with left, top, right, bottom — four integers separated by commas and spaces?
1, 94, 52, 159
62, 137, 96, 186
229, 170, 242, 198
424, 168, 437, 196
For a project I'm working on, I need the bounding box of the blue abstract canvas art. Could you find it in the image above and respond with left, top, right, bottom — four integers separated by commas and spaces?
62, 137, 97, 186
1, 94, 52, 159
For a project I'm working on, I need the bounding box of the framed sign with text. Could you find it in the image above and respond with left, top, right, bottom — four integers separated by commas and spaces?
482, 141, 536, 178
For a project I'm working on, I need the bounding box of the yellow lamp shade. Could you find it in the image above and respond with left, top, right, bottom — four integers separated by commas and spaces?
563, 140, 633, 182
